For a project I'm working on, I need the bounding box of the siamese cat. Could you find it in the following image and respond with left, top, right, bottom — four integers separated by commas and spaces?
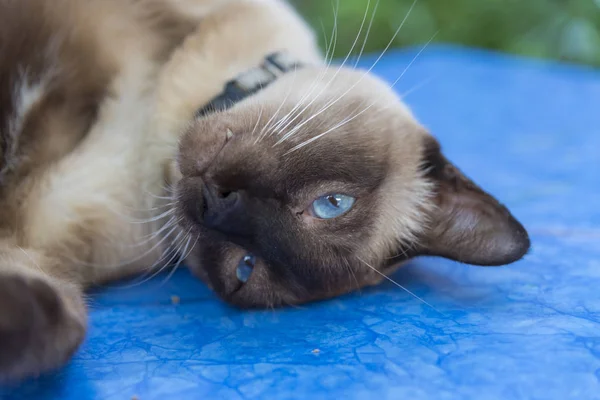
0, 0, 529, 382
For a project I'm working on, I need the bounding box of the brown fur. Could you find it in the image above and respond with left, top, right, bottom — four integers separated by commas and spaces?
0, 0, 529, 382
173, 67, 529, 308
0, 0, 227, 381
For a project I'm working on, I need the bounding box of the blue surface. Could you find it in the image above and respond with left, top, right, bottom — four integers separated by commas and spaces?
2, 45, 600, 399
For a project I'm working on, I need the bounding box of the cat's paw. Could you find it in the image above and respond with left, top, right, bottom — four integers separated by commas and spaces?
0, 273, 87, 382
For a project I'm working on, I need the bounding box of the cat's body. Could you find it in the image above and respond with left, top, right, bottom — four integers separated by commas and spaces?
0, 0, 529, 382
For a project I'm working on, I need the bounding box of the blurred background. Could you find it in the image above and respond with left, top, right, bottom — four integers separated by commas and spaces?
292, 0, 600, 67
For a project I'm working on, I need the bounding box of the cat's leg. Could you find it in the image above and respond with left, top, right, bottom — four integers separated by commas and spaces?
0, 65, 167, 383
0, 245, 86, 382
0, 0, 222, 382
0, 16, 184, 385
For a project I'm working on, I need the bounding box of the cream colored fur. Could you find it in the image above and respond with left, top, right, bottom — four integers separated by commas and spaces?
1, 0, 530, 381
0, 0, 335, 380
12, 0, 325, 285
0, 0, 446, 380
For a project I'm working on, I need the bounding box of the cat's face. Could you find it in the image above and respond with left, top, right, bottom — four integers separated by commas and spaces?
174, 67, 530, 308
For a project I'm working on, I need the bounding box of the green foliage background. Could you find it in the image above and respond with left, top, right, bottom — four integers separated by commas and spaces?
291, 0, 600, 67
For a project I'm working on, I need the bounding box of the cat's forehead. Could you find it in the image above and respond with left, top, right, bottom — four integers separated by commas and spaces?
260, 67, 416, 120
211, 130, 389, 200
189, 65, 429, 200
225, 67, 422, 148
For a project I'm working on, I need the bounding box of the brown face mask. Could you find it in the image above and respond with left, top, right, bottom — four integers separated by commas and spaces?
174, 55, 530, 309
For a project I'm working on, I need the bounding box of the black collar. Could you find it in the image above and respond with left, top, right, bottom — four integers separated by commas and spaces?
196, 52, 303, 118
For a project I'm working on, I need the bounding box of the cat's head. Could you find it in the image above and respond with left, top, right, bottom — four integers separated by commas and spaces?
174, 66, 530, 308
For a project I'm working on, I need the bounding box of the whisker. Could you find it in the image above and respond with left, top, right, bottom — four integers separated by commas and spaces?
264, 68, 324, 140
331, 0, 372, 73
262, 1, 342, 139
143, 190, 174, 201
363, 0, 419, 75
325, 0, 341, 65
151, 232, 191, 287
89, 220, 182, 269
384, 244, 414, 260
115, 229, 188, 288
60, 219, 177, 272
255, 68, 300, 144
120, 200, 176, 214
106, 205, 173, 225
159, 230, 198, 287
130, 207, 175, 225
389, 31, 439, 89
275, 0, 420, 146
342, 257, 362, 292
317, 18, 334, 65
284, 100, 373, 155
285, 17, 437, 153
357, 257, 442, 314
18, 246, 47, 276
176, 232, 199, 268
250, 107, 264, 138
125, 216, 182, 249
353, 0, 380, 67
270, 0, 372, 142
118, 250, 178, 288
400, 74, 437, 99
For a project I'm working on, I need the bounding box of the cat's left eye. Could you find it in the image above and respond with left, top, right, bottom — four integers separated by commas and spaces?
236, 254, 256, 283
310, 194, 356, 219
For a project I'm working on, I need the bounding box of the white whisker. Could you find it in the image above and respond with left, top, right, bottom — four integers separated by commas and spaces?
119, 250, 178, 288
353, 0, 380, 67
384, 244, 414, 260
304, 30, 437, 151
125, 216, 182, 249
357, 257, 442, 313
389, 31, 439, 89
283, 100, 373, 155
18, 246, 47, 276
179, 233, 199, 264
342, 257, 361, 291
255, 68, 300, 144
120, 200, 176, 214
331, 0, 372, 72
130, 207, 175, 225
63, 217, 181, 271
362, 0, 419, 75
116, 228, 188, 288
270, 0, 372, 143
261, 2, 342, 139
151, 232, 191, 286
275, 0, 419, 146
143, 190, 173, 201
160, 230, 198, 287
325, 0, 341, 66
400, 74, 437, 99
250, 107, 264, 138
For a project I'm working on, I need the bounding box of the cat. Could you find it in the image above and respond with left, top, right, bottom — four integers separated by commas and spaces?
0, 0, 530, 382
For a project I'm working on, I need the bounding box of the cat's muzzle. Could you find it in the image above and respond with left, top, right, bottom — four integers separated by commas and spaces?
197, 182, 254, 240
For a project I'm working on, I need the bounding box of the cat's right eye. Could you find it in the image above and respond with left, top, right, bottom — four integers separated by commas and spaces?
310, 194, 356, 219
236, 254, 256, 283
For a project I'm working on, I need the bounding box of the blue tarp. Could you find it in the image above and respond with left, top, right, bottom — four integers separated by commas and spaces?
2, 45, 599, 400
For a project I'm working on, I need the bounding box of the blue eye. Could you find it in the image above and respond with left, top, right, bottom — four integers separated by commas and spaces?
236, 254, 255, 283
311, 194, 356, 219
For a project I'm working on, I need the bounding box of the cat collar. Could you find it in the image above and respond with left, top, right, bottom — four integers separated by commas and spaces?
196, 52, 303, 117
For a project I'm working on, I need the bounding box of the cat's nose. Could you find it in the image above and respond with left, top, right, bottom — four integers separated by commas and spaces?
201, 182, 241, 229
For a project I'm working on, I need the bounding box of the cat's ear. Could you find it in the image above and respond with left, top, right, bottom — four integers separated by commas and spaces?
416, 137, 530, 266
